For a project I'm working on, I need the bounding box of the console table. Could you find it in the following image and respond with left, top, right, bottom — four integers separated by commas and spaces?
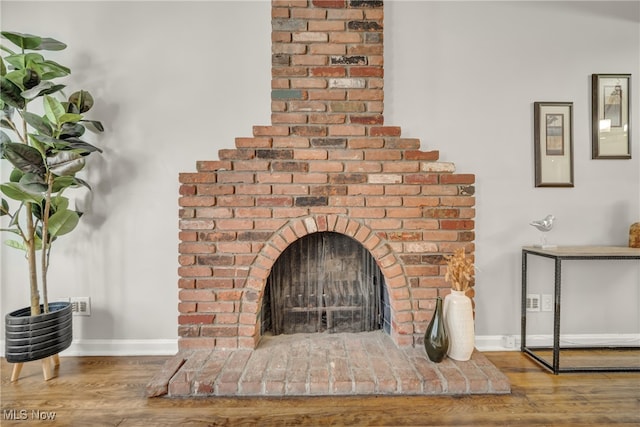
521, 245, 640, 374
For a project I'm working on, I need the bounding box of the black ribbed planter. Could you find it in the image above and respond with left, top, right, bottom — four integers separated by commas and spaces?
5, 302, 73, 363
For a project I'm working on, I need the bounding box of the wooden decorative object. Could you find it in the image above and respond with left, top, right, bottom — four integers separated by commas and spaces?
630, 223, 640, 248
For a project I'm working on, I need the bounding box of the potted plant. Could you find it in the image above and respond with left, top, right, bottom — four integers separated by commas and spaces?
1, 31, 104, 381
443, 248, 476, 361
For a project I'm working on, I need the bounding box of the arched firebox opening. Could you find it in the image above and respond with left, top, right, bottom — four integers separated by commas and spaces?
260, 232, 390, 336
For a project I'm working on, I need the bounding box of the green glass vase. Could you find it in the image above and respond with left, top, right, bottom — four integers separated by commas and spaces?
424, 297, 449, 363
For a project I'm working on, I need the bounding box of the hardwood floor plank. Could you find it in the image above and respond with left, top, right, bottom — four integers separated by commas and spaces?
2, 352, 639, 426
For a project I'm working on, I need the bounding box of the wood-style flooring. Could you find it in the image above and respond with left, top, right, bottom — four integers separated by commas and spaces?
1, 351, 639, 426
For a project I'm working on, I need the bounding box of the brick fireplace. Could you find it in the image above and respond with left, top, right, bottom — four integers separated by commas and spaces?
145, 0, 513, 398
177, 0, 475, 354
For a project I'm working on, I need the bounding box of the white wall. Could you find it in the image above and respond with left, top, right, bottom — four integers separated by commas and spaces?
1, 1, 638, 354
385, 1, 640, 345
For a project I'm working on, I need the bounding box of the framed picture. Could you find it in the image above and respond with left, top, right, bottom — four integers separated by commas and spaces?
534, 102, 574, 187
591, 74, 631, 159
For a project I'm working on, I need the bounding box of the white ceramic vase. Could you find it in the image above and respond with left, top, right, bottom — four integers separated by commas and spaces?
443, 290, 475, 361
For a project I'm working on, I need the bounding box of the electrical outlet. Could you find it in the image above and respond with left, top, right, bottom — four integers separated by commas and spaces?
502, 335, 517, 349
541, 294, 553, 312
526, 294, 540, 312
70, 297, 91, 316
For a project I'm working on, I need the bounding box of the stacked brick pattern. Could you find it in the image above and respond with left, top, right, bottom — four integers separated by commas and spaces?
177, 0, 475, 350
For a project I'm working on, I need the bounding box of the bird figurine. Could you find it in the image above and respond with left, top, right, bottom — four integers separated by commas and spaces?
530, 214, 555, 232
530, 214, 556, 248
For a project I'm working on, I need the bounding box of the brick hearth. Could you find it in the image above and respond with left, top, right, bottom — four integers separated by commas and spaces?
147, 332, 510, 397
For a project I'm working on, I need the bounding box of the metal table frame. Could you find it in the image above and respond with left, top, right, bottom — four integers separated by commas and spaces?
521, 245, 640, 374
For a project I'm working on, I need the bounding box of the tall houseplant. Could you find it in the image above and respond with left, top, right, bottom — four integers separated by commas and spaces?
1, 31, 104, 377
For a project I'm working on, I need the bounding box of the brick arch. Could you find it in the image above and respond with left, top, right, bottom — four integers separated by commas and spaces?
240, 214, 409, 348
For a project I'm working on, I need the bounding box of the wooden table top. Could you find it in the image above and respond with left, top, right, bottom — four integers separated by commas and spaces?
522, 245, 640, 258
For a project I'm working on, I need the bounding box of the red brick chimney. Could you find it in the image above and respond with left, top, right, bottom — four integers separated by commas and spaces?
177, 0, 475, 350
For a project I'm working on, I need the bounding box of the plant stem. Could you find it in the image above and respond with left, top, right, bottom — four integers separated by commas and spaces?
16, 98, 41, 316
25, 204, 40, 316
41, 173, 54, 314
22, 110, 27, 145
3, 117, 26, 144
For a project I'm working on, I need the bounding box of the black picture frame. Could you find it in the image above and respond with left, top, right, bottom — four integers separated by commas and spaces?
534, 102, 574, 188
591, 74, 631, 159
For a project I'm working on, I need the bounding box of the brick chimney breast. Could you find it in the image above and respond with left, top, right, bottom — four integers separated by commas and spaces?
177, 0, 476, 351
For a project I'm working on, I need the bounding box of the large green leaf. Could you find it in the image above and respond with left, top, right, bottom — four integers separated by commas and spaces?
0, 182, 44, 203
28, 133, 46, 157
21, 81, 64, 100
31, 199, 46, 221
43, 94, 65, 125
58, 112, 83, 125
29, 133, 98, 155
39, 83, 65, 97
24, 112, 53, 136
4, 239, 27, 251
1, 141, 46, 175
47, 208, 79, 237
3, 69, 26, 91
35, 37, 67, 51
82, 120, 104, 133
30, 133, 94, 156
1, 32, 66, 52
64, 137, 103, 154
52, 176, 76, 192
39, 60, 70, 80
47, 151, 85, 176
29, 133, 61, 149
69, 91, 93, 113
0, 75, 25, 109
4, 52, 45, 71
22, 68, 40, 90
32, 196, 69, 223
51, 195, 70, 212
59, 122, 84, 139
9, 168, 23, 182
1, 32, 42, 50
18, 172, 47, 193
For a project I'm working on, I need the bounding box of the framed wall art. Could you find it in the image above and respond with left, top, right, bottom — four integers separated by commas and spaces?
534, 102, 574, 187
591, 74, 631, 159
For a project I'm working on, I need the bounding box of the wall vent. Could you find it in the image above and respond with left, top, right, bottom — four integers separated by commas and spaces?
71, 297, 91, 316
526, 294, 540, 312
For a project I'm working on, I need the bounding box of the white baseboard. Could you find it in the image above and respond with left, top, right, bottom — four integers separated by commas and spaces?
0, 339, 179, 357
1, 334, 638, 356
475, 335, 520, 351
475, 333, 640, 352
62, 339, 179, 356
